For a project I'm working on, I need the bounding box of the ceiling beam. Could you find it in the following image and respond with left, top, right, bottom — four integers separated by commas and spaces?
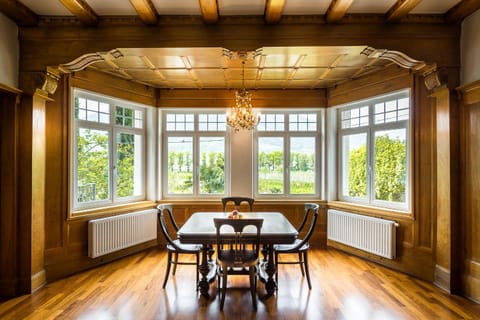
129, 0, 158, 25
265, 0, 286, 24
445, 0, 480, 22
199, 0, 219, 24
386, 0, 422, 22
59, 0, 98, 26
325, 0, 354, 23
0, 0, 38, 26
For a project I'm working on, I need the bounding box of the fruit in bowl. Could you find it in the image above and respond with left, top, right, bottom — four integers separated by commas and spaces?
227, 210, 242, 219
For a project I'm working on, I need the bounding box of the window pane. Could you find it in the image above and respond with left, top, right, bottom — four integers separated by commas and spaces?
166, 113, 194, 131
199, 137, 225, 194
167, 137, 193, 194
342, 133, 367, 199
258, 137, 284, 194
290, 137, 315, 194
374, 129, 407, 204
116, 133, 143, 198
76, 128, 109, 203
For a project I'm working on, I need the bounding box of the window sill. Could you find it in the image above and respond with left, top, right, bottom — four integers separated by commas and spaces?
328, 201, 414, 221
69, 201, 157, 221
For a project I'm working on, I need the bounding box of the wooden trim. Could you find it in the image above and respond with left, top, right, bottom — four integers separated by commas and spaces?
445, 0, 480, 23
129, 0, 158, 25
434, 264, 451, 293
199, 0, 219, 24
70, 69, 156, 107
31, 270, 46, 293
328, 65, 413, 107
0, 82, 22, 95
70, 201, 157, 221
265, 0, 286, 24
58, 0, 98, 26
457, 79, 480, 105
325, 0, 354, 23
0, 0, 37, 26
386, 0, 422, 23
327, 201, 413, 222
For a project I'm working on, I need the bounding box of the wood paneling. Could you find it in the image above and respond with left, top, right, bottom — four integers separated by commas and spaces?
457, 79, 480, 303
18, 20, 459, 73
158, 88, 326, 108
0, 90, 20, 297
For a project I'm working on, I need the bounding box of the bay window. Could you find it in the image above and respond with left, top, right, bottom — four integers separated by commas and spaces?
72, 89, 146, 210
337, 90, 411, 210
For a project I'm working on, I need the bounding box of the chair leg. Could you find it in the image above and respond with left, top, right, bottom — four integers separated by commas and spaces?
274, 251, 279, 290
172, 252, 179, 275
303, 251, 312, 290
220, 270, 228, 310
298, 252, 305, 276
196, 252, 199, 291
249, 267, 257, 310
162, 251, 172, 288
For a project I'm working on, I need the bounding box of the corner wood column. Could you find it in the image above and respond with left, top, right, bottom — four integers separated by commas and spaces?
429, 86, 452, 292
17, 69, 60, 294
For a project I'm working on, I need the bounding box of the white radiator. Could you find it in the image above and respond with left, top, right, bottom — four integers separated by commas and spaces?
327, 209, 398, 259
88, 209, 157, 258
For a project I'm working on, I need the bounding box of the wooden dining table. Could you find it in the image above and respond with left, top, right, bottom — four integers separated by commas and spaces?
177, 211, 298, 298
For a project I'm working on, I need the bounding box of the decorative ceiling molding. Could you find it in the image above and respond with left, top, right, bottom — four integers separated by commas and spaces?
361, 47, 426, 70
265, 0, 286, 24
445, 0, 480, 22
0, 0, 38, 26
199, 0, 219, 24
386, 0, 422, 22
129, 0, 158, 25
325, 0, 354, 23
58, 49, 124, 73
59, 0, 98, 26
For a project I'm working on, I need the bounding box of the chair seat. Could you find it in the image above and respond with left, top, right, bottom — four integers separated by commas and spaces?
218, 250, 258, 267
274, 239, 309, 253
167, 240, 202, 253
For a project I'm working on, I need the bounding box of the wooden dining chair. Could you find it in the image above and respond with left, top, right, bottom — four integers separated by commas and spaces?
273, 202, 319, 290
221, 196, 254, 212
214, 218, 264, 311
157, 204, 201, 289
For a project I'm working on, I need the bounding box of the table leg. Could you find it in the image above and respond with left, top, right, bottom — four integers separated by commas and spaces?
198, 245, 210, 297
264, 244, 277, 298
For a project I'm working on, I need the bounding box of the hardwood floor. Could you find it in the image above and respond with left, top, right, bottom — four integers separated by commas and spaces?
1, 248, 479, 319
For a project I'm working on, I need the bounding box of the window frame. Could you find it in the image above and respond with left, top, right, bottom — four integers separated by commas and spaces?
71, 88, 147, 212
161, 109, 230, 199
337, 89, 412, 211
253, 109, 322, 199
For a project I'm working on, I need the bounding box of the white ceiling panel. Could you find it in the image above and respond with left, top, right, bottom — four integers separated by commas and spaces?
87, 0, 137, 15
19, 0, 72, 16
283, 0, 329, 15
218, 0, 266, 15
152, 0, 202, 15
410, 0, 461, 14
348, 0, 397, 13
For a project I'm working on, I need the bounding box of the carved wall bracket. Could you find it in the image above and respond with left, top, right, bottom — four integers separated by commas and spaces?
35, 67, 61, 100
361, 46, 442, 91
58, 49, 124, 73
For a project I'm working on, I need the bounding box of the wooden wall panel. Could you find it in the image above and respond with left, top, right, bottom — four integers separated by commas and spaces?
457, 80, 480, 303
0, 90, 20, 297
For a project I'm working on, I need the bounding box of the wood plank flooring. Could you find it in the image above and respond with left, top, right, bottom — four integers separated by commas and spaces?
1, 248, 479, 319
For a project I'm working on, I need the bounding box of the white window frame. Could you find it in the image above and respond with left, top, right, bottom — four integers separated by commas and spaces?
71, 88, 147, 211
253, 109, 322, 199
337, 89, 411, 211
161, 109, 230, 199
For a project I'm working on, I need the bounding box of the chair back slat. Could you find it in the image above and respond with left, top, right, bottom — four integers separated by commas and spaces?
221, 197, 254, 212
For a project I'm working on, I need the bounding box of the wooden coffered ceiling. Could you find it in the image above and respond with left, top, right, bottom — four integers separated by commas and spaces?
61, 46, 397, 90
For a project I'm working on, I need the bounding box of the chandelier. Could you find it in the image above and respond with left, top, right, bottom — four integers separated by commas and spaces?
226, 60, 261, 132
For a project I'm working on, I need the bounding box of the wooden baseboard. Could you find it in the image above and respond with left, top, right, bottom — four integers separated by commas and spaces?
463, 259, 480, 303
31, 269, 46, 293
434, 264, 451, 293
